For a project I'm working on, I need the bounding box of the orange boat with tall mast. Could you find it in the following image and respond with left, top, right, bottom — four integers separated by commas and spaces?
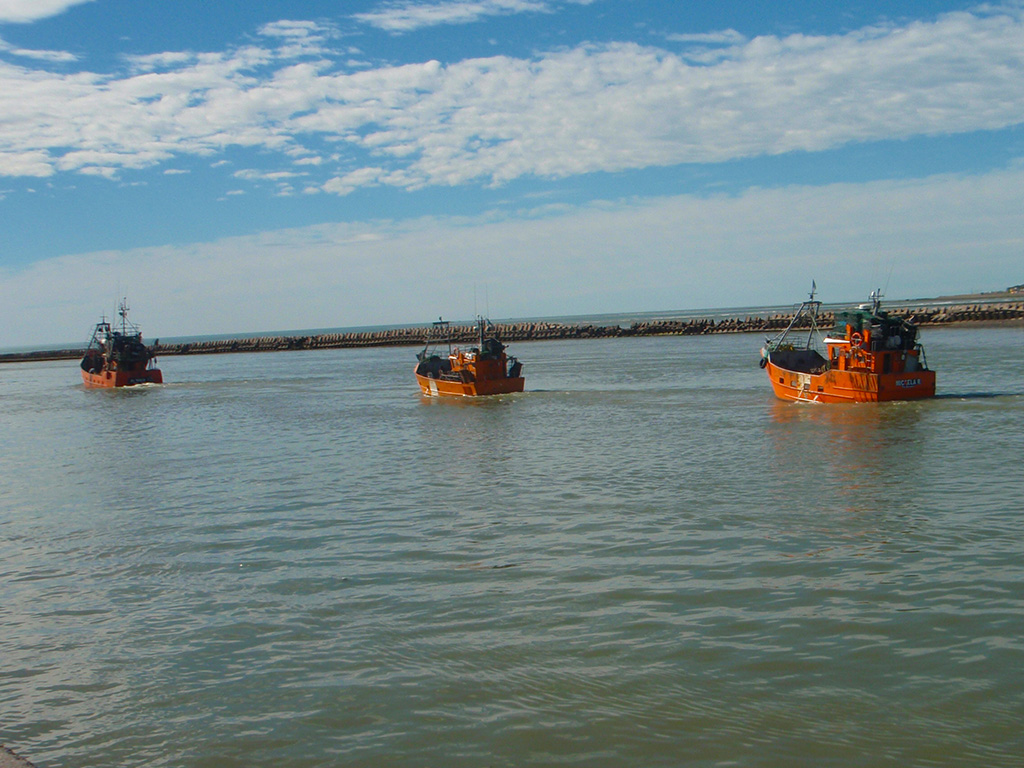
415, 317, 524, 397
760, 285, 935, 403
80, 299, 163, 388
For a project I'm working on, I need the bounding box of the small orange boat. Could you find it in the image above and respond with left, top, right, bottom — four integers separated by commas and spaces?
760, 286, 935, 403
80, 300, 163, 388
415, 317, 524, 397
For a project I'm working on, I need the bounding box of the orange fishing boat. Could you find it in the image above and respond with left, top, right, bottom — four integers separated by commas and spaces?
760, 286, 935, 403
80, 300, 163, 388
415, 317, 524, 397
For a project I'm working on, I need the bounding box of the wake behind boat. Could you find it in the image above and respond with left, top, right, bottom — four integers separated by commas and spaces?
760, 286, 935, 403
80, 299, 163, 388
415, 317, 524, 397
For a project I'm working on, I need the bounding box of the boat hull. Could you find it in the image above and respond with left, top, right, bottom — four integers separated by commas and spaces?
415, 371, 524, 397
765, 360, 935, 403
82, 367, 163, 389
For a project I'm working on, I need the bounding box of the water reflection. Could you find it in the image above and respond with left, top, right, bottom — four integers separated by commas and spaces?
765, 400, 928, 518
412, 394, 522, 500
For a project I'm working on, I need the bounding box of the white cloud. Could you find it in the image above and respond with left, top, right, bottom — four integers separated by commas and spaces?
3, 165, 1023, 347
234, 169, 304, 181
1, 8, 1023, 193
354, 0, 555, 33
76, 164, 118, 178
666, 29, 746, 46
256, 19, 336, 59
0, 36, 78, 62
0, 0, 93, 24
0, 148, 54, 177
259, 20, 327, 39
126, 52, 198, 75
321, 166, 389, 195
354, 0, 599, 33
311, 9, 1024, 190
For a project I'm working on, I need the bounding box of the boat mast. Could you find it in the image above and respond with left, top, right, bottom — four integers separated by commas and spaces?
805, 280, 820, 347
768, 280, 821, 347
868, 288, 883, 314
114, 297, 139, 336
477, 315, 487, 350
434, 317, 452, 357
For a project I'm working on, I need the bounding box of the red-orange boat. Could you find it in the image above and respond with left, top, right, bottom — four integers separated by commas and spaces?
415, 317, 524, 397
760, 287, 935, 403
80, 300, 163, 388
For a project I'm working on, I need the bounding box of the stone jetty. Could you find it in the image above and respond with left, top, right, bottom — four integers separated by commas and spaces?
3, 301, 1023, 364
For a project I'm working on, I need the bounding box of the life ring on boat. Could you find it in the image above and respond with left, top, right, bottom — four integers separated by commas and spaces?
850, 332, 863, 348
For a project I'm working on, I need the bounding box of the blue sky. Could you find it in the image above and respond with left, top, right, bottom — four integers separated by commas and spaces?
1, 0, 1022, 346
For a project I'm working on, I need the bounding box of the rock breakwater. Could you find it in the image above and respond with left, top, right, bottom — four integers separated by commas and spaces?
4, 302, 1022, 364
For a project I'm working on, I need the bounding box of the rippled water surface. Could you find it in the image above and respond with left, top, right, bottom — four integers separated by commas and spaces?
2, 327, 1024, 767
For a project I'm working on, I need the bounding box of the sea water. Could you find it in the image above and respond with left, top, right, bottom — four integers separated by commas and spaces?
2, 327, 1023, 767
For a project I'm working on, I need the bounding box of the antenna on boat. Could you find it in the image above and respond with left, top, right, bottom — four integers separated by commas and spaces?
809, 280, 817, 301
869, 288, 883, 314
476, 314, 488, 349
118, 297, 130, 333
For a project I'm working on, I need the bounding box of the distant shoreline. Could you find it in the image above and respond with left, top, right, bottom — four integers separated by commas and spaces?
3, 294, 1022, 365
917, 289, 1022, 303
